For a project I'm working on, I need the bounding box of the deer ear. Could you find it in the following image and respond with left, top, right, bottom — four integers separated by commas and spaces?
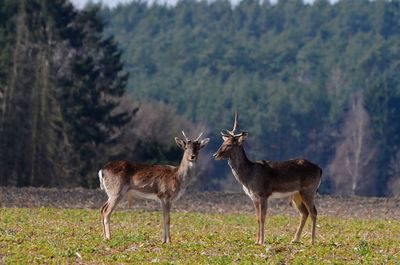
222, 135, 229, 141
238, 132, 248, 145
175, 137, 186, 150
200, 138, 210, 149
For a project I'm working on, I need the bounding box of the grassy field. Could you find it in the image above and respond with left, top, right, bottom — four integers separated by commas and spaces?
1, 208, 399, 264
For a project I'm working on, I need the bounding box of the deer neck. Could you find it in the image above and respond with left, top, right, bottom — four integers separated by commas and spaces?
228, 146, 253, 185
177, 155, 196, 184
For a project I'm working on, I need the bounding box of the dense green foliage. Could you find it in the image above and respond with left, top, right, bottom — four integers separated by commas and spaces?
0, 0, 129, 187
100, 0, 400, 195
1, 208, 399, 263
1, 0, 400, 195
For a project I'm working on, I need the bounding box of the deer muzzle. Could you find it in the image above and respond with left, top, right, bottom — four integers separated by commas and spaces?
213, 152, 221, 160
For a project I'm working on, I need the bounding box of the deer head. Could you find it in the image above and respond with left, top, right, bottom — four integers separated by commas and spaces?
213, 112, 248, 160
175, 131, 209, 162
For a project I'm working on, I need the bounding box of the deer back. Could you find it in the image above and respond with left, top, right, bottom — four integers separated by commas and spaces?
251, 159, 322, 195
101, 161, 181, 198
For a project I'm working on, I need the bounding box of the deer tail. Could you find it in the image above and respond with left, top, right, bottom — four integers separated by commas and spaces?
98, 170, 105, 190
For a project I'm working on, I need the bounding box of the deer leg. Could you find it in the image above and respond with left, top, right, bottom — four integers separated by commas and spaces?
300, 192, 318, 244
253, 200, 261, 244
100, 202, 108, 238
101, 196, 120, 240
310, 205, 317, 244
161, 199, 172, 244
291, 193, 309, 243
259, 199, 268, 245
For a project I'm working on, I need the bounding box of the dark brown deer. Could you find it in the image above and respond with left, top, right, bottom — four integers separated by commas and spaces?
213, 113, 322, 244
98, 131, 209, 243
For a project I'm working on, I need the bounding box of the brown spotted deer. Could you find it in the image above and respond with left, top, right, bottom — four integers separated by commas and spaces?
213, 113, 322, 245
98, 131, 209, 243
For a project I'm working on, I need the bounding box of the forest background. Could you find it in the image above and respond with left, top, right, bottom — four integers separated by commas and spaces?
1, 0, 400, 197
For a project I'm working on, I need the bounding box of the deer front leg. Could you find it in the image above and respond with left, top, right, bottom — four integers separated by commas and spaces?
259, 199, 267, 245
161, 199, 171, 243
253, 200, 261, 244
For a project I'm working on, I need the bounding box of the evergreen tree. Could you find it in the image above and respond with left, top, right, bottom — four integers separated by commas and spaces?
0, 0, 129, 187
59, 6, 130, 187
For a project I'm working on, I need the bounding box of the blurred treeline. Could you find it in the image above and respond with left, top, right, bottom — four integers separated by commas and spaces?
1, 0, 400, 196
100, 0, 400, 196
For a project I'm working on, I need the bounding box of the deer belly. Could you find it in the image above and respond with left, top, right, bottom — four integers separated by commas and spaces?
130, 190, 160, 202
270, 191, 298, 199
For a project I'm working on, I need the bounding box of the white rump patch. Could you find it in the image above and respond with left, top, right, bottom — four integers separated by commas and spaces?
269, 191, 298, 199
98, 170, 105, 191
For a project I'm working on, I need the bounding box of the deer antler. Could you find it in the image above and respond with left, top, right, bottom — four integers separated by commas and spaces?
227, 112, 239, 135
181, 131, 190, 142
195, 132, 204, 141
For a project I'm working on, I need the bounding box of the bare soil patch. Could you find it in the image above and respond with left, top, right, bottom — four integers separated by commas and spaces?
1, 187, 399, 219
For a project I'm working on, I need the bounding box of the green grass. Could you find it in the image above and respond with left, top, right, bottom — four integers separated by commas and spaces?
1, 208, 399, 264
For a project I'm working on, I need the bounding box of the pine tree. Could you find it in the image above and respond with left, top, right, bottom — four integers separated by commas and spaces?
0, 0, 130, 187
58, 6, 130, 187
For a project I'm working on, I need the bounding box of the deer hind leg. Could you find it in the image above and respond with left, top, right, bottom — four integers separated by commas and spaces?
291, 192, 309, 243
100, 202, 108, 238
300, 191, 318, 244
101, 195, 121, 240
